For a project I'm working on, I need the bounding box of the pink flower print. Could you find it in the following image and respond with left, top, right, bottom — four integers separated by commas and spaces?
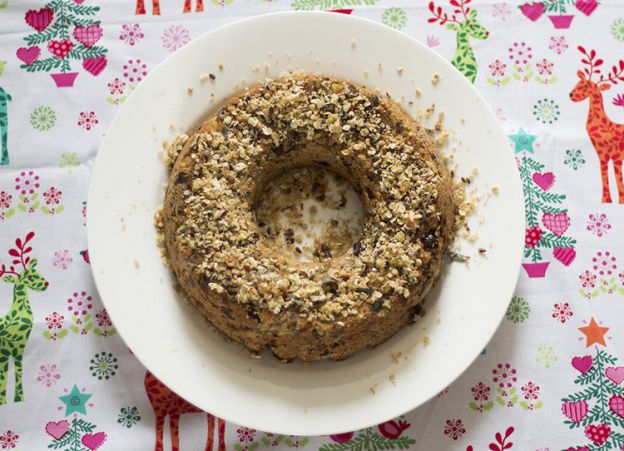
579, 270, 597, 288
95, 309, 112, 328
108, 78, 126, 96
45, 312, 64, 330
536, 58, 554, 76
496, 108, 507, 123
0, 191, 11, 209
592, 251, 617, 276
14, 170, 40, 196
489, 59, 507, 77
67, 291, 94, 318
521, 381, 540, 400
471, 382, 490, 401
43, 186, 62, 205
613, 93, 624, 107
443, 419, 466, 440
508, 42, 532, 67
0, 431, 19, 449
119, 23, 144, 46
620, 272, 624, 286
37, 364, 61, 387
587, 213, 611, 237
264, 433, 281, 447
161, 25, 191, 52
548, 36, 568, 54
552, 302, 573, 323
492, 363, 517, 389
436, 386, 449, 397
426, 35, 440, 48
237, 427, 256, 443
123, 59, 148, 86
77, 111, 99, 131
53, 250, 73, 269
492, 3, 511, 20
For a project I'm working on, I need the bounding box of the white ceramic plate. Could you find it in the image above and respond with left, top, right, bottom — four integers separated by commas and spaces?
88, 12, 523, 435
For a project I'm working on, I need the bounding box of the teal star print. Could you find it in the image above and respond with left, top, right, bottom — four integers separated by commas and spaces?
509, 128, 537, 154
59, 385, 92, 416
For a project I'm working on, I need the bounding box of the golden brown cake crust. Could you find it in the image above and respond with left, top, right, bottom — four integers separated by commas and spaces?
161, 73, 456, 361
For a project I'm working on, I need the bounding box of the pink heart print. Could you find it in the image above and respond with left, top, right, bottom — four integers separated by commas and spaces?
572, 355, 593, 374
606, 367, 624, 385
532, 172, 555, 191
83, 56, 107, 76
73, 25, 103, 48
553, 246, 576, 266
576, 0, 598, 16
561, 400, 588, 423
81, 432, 107, 450
24, 8, 54, 32
542, 212, 570, 237
520, 2, 545, 21
610, 395, 624, 418
16, 46, 41, 65
45, 420, 70, 440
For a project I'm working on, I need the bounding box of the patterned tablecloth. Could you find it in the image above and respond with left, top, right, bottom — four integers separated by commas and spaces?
1, 0, 624, 449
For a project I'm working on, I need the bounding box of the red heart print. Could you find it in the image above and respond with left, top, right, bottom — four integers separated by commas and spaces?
561, 401, 588, 423
553, 246, 576, 266
532, 172, 555, 191
525, 226, 542, 248
74, 0, 86, 3
520, 2, 545, 21
48, 40, 73, 59
572, 355, 593, 374
45, 420, 70, 440
81, 432, 107, 451
542, 212, 570, 237
73, 25, 103, 48
16, 46, 41, 65
25, 8, 54, 33
610, 395, 624, 418
584, 424, 610, 445
83, 56, 107, 76
576, 0, 598, 16
606, 367, 624, 385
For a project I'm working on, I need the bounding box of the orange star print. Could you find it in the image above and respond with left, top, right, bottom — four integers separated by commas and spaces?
579, 317, 609, 347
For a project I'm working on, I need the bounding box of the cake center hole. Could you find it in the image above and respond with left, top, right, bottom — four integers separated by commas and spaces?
254, 166, 364, 262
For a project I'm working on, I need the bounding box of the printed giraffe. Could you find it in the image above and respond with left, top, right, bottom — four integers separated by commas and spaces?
428, 0, 489, 83
144, 370, 225, 451
0, 232, 48, 404
0, 86, 11, 166
570, 46, 624, 203
135, 0, 204, 14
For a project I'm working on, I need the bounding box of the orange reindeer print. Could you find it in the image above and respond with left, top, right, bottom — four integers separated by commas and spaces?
144, 371, 225, 451
570, 46, 624, 204
136, 0, 204, 15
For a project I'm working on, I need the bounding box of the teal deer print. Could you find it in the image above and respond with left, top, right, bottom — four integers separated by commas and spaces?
0, 232, 48, 404
428, 0, 489, 83
0, 86, 11, 166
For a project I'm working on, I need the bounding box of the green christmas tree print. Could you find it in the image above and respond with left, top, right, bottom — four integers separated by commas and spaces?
562, 349, 624, 450
17, 0, 107, 87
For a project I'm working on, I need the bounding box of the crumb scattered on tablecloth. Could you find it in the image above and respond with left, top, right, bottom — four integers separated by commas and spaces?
133, 259, 140, 269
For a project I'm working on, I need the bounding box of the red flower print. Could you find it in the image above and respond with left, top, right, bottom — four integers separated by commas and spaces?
443, 419, 465, 440
521, 381, 540, 400
123, 59, 148, 86
77, 111, 99, 131
43, 187, 62, 205
108, 78, 126, 96
471, 382, 490, 401
67, 291, 94, 317
579, 270, 596, 288
45, 312, 64, 330
536, 58, 554, 76
95, 309, 112, 328
489, 59, 507, 77
508, 42, 532, 67
237, 427, 256, 443
492, 363, 517, 389
14, 170, 40, 196
552, 302, 573, 323
119, 23, 144, 46
592, 251, 617, 276
0, 430, 19, 449
0, 191, 11, 209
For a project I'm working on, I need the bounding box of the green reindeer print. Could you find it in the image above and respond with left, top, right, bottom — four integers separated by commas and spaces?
0, 232, 48, 404
0, 86, 11, 166
428, 0, 489, 83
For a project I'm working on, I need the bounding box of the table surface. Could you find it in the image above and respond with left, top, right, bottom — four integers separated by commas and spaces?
1, 1, 624, 450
